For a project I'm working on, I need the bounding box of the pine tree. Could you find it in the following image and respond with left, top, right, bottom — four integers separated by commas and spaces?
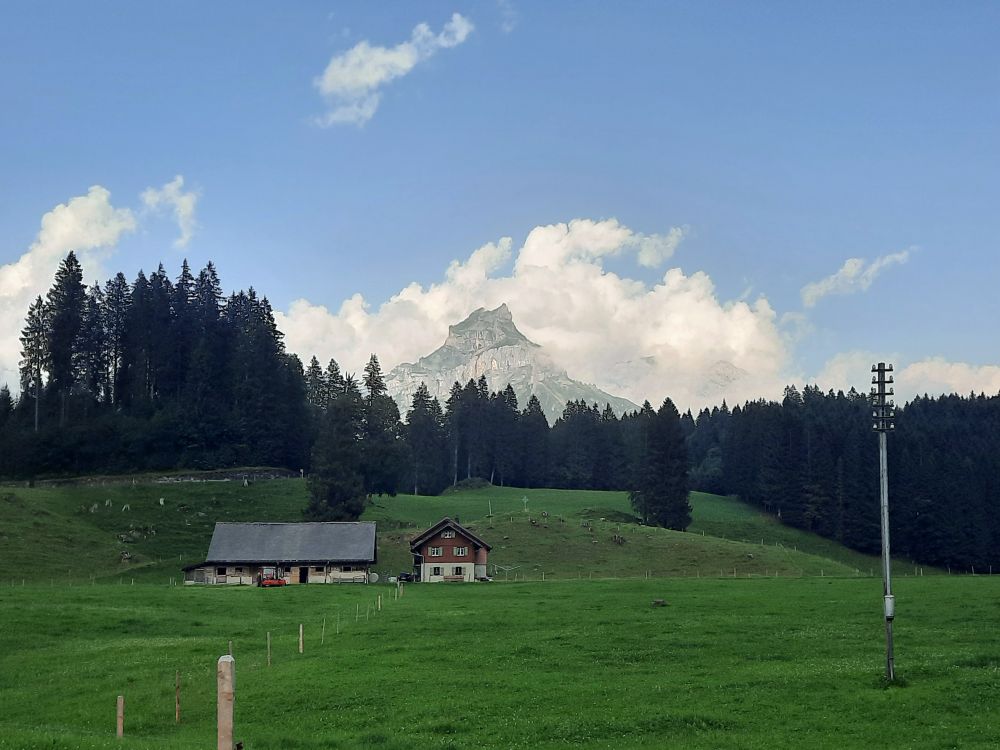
519, 394, 549, 487
19, 296, 49, 433
306, 383, 366, 520
404, 383, 449, 495
45, 252, 86, 424
323, 359, 345, 406
103, 272, 131, 405
630, 398, 691, 530
305, 356, 325, 409
359, 354, 404, 496
74, 282, 107, 408
490, 384, 519, 486
0, 385, 12, 427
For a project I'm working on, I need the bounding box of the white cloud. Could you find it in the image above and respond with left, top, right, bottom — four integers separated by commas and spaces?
0, 186, 137, 388
313, 13, 474, 126
497, 0, 518, 33
801, 249, 911, 308
898, 358, 1000, 398
276, 218, 789, 410
141, 175, 199, 248
812, 351, 1000, 402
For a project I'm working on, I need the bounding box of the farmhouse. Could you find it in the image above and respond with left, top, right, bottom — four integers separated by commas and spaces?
184, 521, 377, 585
410, 517, 491, 582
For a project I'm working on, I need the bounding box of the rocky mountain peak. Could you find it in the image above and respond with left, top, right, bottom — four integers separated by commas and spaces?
443, 303, 528, 353
385, 303, 638, 423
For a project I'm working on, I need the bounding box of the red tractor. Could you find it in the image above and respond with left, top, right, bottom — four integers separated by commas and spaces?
256, 566, 287, 587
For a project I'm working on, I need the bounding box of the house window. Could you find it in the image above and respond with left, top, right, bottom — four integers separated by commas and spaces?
313, 566, 324, 573
431, 566, 442, 576
429, 546, 443, 557
454, 546, 468, 556
453, 566, 464, 576
216, 567, 226, 576
442, 530, 456, 539
235, 567, 243, 574
343, 566, 353, 572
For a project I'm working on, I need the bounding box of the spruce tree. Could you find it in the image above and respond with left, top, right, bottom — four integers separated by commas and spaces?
630, 398, 691, 530
45, 252, 86, 424
19, 295, 48, 433
404, 383, 449, 495
359, 354, 404, 496
306, 382, 366, 520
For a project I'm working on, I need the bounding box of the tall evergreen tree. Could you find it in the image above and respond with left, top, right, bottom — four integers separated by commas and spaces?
19, 295, 48, 433
102, 272, 131, 405
518, 394, 549, 488
306, 381, 366, 520
630, 398, 691, 530
359, 354, 404, 496
403, 383, 449, 495
45, 252, 86, 424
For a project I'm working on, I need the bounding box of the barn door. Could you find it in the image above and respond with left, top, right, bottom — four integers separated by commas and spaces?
298, 566, 309, 583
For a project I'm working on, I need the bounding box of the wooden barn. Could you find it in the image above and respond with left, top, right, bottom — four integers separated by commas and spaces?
410, 517, 491, 582
184, 521, 377, 585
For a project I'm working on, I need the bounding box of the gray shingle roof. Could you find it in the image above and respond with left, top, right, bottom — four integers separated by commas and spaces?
206, 522, 376, 563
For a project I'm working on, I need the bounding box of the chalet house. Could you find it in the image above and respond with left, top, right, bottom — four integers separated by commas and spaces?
410, 517, 491, 582
184, 522, 377, 585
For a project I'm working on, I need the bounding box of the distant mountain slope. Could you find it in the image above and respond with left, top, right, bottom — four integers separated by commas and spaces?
384, 304, 638, 422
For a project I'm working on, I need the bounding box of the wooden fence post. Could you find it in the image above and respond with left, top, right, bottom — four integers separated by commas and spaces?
321, 617, 326, 645
266, 631, 271, 667
299, 624, 304, 654
175, 671, 181, 723
217, 655, 235, 750
116, 695, 124, 738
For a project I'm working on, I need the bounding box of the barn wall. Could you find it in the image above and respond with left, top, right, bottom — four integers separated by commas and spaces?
185, 563, 370, 584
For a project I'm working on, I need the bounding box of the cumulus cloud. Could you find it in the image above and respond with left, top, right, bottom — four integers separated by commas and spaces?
0, 186, 137, 388
275, 218, 789, 410
801, 249, 911, 308
1, 177, 196, 390
141, 175, 198, 248
812, 351, 1000, 402
313, 13, 474, 126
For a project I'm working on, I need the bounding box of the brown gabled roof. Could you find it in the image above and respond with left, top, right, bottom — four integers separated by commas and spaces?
409, 517, 492, 552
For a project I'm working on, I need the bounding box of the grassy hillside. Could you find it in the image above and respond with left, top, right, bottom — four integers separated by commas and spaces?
1, 577, 997, 748
0, 478, 913, 584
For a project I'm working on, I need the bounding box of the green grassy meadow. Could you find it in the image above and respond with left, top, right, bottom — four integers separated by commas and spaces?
3, 477, 984, 748
0, 478, 907, 585
1, 576, 998, 749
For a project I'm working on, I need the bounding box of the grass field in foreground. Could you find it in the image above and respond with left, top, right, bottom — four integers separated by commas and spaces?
0, 576, 998, 749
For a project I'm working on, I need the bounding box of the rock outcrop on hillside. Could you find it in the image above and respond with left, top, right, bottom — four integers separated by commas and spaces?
385, 304, 638, 424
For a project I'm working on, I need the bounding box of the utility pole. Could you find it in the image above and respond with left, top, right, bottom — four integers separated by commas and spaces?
871, 362, 896, 681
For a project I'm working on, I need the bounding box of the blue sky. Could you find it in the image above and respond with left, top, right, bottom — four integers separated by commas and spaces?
2, 2, 999, 406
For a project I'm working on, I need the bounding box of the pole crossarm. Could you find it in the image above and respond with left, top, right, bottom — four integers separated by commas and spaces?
871, 361, 896, 681
870, 362, 896, 432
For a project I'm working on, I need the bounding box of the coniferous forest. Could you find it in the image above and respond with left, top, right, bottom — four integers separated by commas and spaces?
1, 254, 998, 570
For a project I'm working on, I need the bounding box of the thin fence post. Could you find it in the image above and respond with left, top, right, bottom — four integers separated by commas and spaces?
175, 671, 181, 724
116, 695, 124, 738
299, 624, 304, 654
266, 632, 271, 667
228, 640, 233, 656
321, 617, 326, 645
217, 655, 235, 750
